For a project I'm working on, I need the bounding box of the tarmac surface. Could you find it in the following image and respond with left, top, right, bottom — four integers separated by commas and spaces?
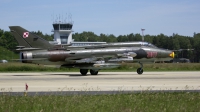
0, 71, 200, 95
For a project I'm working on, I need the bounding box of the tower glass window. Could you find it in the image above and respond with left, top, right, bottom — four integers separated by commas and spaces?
60, 24, 67, 30
53, 24, 59, 30
60, 24, 72, 30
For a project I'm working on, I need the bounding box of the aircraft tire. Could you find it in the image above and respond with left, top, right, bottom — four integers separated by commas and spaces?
80, 69, 88, 76
137, 68, 143, 75
90, 69, 98, 75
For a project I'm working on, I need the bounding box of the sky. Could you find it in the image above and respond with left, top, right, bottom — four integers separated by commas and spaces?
0, 0, 200, 37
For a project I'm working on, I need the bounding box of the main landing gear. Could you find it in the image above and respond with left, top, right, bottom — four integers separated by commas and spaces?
90, 69, 98, 75
137, 62, 143, 75
80, 69, 88, 76
80, 69, 99, 76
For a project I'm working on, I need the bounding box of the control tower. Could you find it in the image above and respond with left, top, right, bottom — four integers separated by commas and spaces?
50, 14, 106, 46
51, 20, 74, 45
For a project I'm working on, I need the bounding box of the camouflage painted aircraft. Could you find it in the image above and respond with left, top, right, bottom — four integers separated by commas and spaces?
9, 26, 175, 75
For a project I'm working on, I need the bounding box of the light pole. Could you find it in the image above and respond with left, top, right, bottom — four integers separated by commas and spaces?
141, 29, 145, 41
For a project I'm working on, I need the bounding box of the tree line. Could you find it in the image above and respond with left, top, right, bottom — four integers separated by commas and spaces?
0, 29, 200, 62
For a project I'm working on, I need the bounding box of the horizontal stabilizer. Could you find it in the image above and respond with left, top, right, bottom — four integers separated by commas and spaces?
16, 46, 26, 48
16, 48, 43, 51
12, 58, 47, 61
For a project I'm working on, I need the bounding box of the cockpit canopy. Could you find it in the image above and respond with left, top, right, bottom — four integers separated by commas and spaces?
140, 42, 157, 48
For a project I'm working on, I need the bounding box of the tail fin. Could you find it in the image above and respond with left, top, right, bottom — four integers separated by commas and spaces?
9, 26, 54, 49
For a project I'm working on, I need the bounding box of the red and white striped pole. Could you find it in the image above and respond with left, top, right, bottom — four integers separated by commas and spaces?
24, 83, 28, 96
26, 83, 28, 91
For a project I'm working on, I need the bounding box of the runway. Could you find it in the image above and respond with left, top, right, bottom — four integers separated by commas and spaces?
0, 71, 200, 94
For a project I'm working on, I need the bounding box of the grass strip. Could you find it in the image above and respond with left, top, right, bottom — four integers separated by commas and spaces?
0, 92, 200, 111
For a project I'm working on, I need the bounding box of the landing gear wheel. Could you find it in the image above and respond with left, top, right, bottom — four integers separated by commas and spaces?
136, 61, 144, 75
80, 69, 88, 76
137, 68, 143, 75
90, 69, 98, 75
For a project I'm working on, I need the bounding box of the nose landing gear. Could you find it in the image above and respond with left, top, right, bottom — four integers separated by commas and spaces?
137, 62, 143, 75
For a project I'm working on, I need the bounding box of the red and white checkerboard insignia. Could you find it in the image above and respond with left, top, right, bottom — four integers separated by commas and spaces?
23, 32, 29, 38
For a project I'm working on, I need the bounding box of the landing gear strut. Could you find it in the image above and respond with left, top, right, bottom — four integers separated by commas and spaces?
137, 62, 143, 75
80, 69, 88, 76
90, 69, 99, 75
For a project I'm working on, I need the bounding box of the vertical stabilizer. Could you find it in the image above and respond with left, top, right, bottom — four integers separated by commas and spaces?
9, 26, 54, 49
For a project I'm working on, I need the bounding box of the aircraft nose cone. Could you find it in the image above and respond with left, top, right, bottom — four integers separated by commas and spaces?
169, 52, 175, 58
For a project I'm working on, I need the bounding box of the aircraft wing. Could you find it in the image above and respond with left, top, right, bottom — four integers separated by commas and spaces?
65, 42, 143, 49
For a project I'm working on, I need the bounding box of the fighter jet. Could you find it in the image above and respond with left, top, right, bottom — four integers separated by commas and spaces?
9, 26, 175, 75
